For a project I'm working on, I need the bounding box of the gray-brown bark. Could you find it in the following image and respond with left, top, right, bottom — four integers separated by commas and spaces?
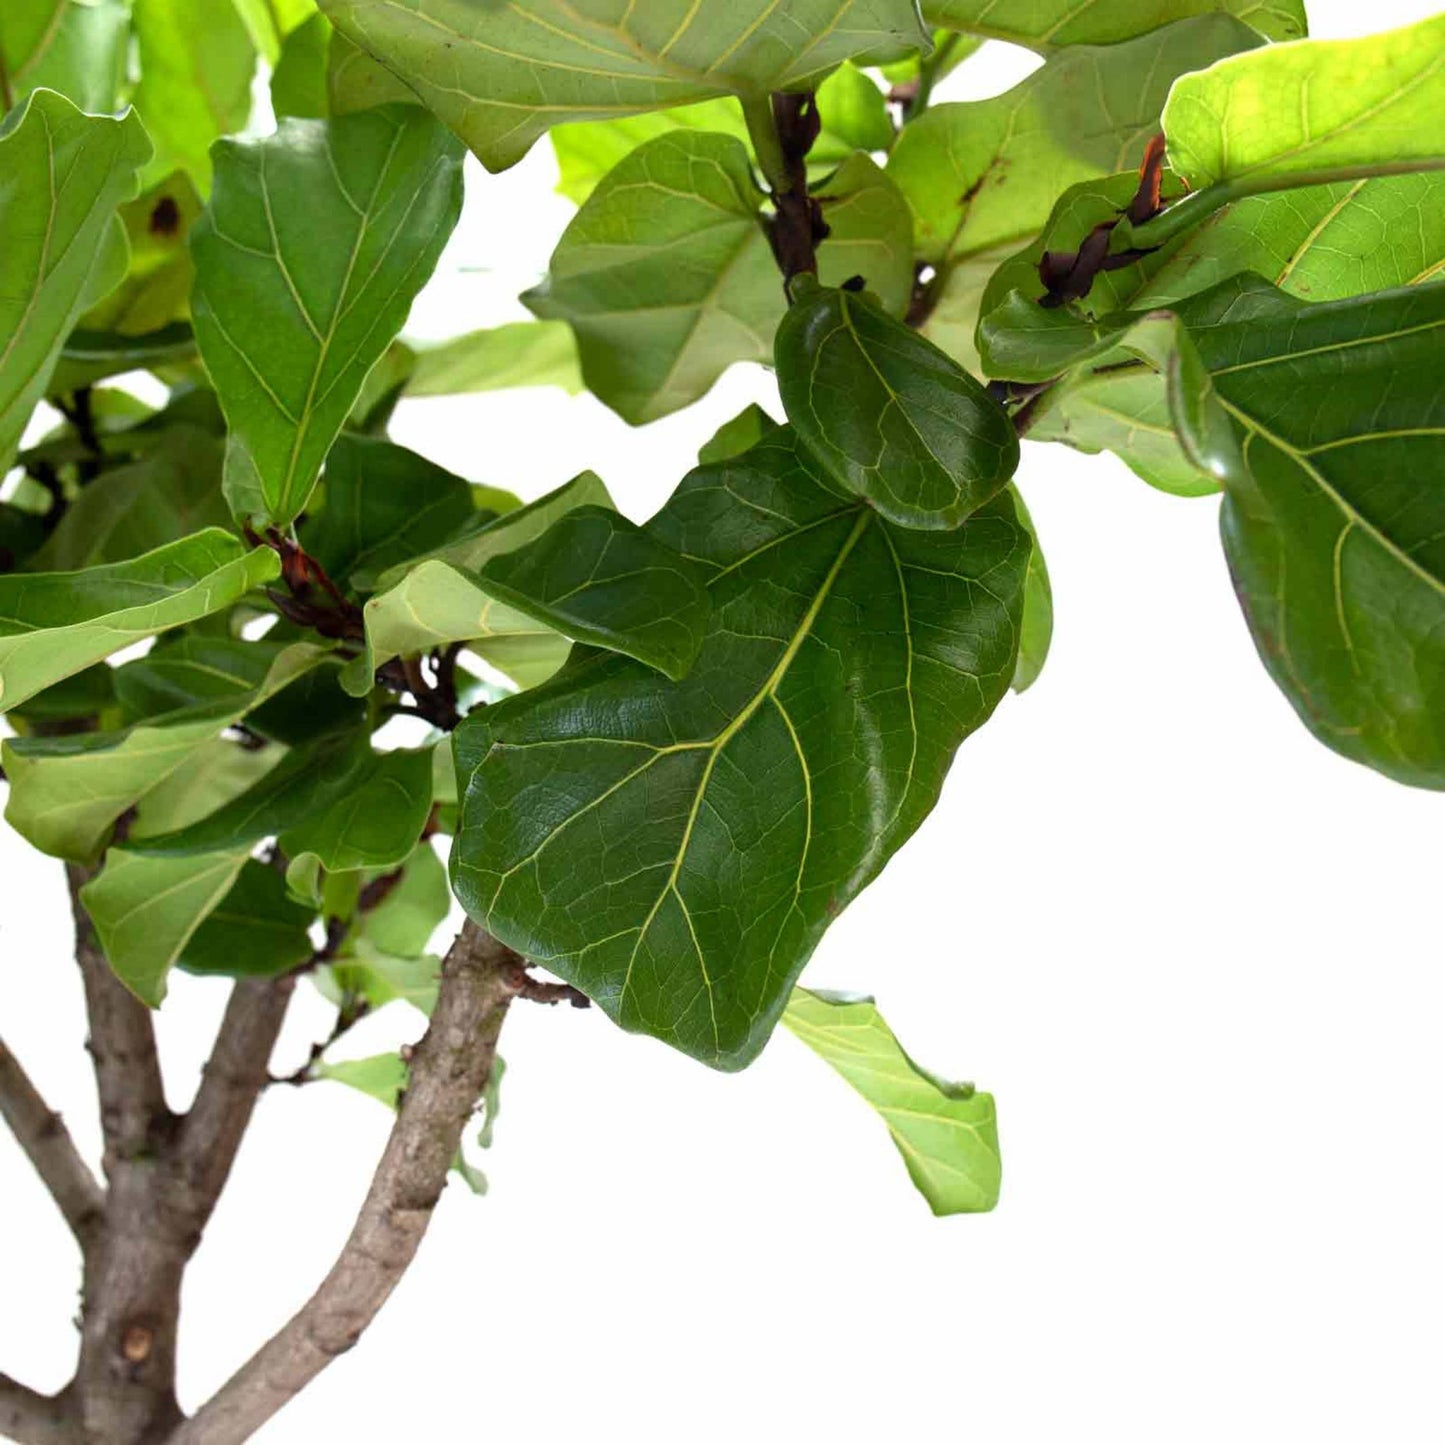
0, 1374, 69, 1445
2, 877, 520, 1445
0, 1037, 103, 1246
168, 921, 517, 1445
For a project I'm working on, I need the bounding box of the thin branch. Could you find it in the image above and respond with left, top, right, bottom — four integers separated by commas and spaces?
169, 922, 523, 1445
171, 976, 296, 1223
66, 864, 171, 1170
0, 1034, 103, 1246
0, 1374, 69, 1445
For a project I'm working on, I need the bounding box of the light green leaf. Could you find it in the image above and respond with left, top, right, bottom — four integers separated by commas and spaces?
526, 132, 917, 424
783, 988, 1001, 1214
77, 172, 203, 340
131, 0, 257, 193
3, 643, 323, 861
180, 859, 316, 978
813, 154, 915, 320
81, 848, 252, 1005
190, 107, 464, 528
814, 62, 894, 156
982, 165, 1445, 493
888, 16, 1261, 268
550, 100, 751, 207
1160, 14, 1445, 208
30, 427, 229, 571
452, 427, 1028, 1069
0, 92, 151, 474
1177, 278, 1445, 789
0, 530, 280, 712
128, 737, 285, 839
405, 322, 584, 398
697, 404, 779, 466
1, 0, 132, 111
316, 0, 929, 172
350, 560, 568, 695
350, 842, 449, 958
231, 0, 317, 62
523, 130, 777, 426
922, 0, 1304, 48
775, 281, 1017, 531
326, 28, 416, 114
1010, 491, 1052, 694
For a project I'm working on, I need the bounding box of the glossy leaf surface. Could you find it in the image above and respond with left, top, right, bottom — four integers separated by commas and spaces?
776, 283, 1017, 530
1180, 279, 1445, 788
191, 107, 464, 526
783, 989, 1001, 1214
452, 428, 1028, 1068
316, 0, 928, 171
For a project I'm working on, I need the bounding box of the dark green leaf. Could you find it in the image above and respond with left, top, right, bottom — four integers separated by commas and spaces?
452, 427, 1028, 1068
476, 506, 711, 682
783, 988, 1001, 1214
180, 859, 316, 977
128, 727, 366, 857
316, 0, 928, 172
0, 530, 280, 712
190, 107, 464, 527
272, 11, 333, 118
372, 470, 611, 589
300, 435, 475, 590
0, 93, 150, 472
31, 428, 229, 571
775, 281, 1017, 531
281, 745, 434, 876
1177, 278, 1445, 789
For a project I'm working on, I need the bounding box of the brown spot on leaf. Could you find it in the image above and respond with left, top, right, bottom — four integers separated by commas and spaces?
149, 195, 182, 238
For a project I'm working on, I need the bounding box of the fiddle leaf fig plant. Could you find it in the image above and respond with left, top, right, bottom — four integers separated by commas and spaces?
0, 2, 1441, 1440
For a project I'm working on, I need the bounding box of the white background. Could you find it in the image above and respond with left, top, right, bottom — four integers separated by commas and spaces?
3, 4, 1442, 1440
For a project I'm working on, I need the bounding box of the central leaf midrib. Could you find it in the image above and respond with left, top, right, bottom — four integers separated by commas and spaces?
615, 508, 874, 1015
